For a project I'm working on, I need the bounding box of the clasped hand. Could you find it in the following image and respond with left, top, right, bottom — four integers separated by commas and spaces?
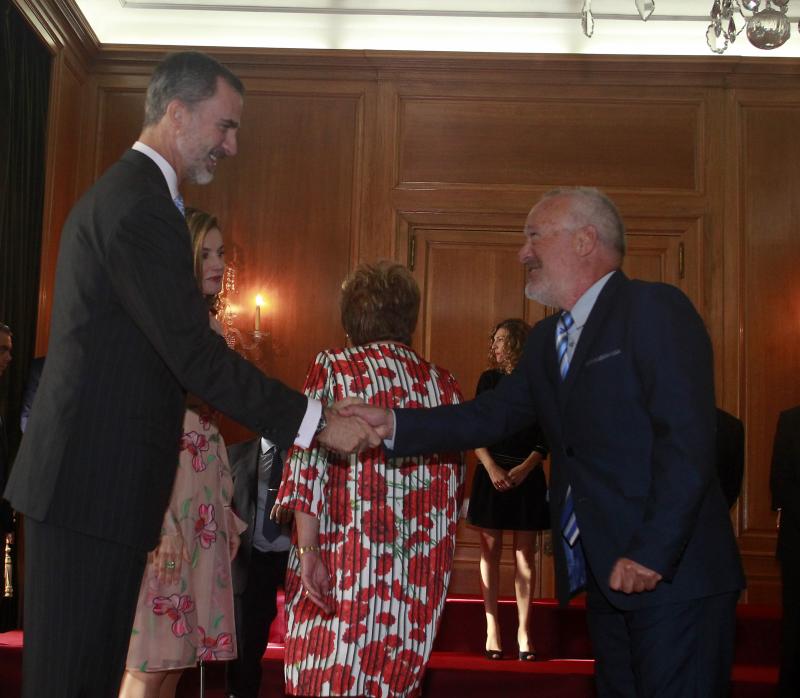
315, 402, 386, 455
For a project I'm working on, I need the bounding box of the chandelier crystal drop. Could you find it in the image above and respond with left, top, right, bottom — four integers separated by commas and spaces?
707, 0, 794, 53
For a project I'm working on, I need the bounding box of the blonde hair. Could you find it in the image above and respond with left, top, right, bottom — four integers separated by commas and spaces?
185, 207, 221, 314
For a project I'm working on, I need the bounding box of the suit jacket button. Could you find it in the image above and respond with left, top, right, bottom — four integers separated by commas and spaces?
565, 447, 574, 457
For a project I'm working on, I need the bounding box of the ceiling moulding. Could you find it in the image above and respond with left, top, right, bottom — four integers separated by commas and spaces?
64, 0, 798, 56
14, 0, 100, 65
88, 45, 800, 92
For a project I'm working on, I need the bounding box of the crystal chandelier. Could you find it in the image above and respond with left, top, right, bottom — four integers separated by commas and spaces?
579, 0, 655, 38
706, 0, 792, 53
578, 0, 794, 54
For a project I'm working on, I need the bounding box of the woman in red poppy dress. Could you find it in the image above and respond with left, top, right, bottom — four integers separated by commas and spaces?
120, 209, 247, 698
277, 261, 465, 698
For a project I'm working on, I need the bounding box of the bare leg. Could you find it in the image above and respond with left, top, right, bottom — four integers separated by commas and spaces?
119, 670, 172, 698
157, 670, 183, 698
513, 530, 536, 655
479, 528, 504, 653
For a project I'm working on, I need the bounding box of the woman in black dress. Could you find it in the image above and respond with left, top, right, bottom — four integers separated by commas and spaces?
467, 318, 549, 661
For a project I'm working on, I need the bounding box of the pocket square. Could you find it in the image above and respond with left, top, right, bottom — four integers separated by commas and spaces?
585, 349, 622, 366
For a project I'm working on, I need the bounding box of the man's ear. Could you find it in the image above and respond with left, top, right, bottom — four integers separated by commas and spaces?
574, 224, 598, 257
165, 99, 186, 131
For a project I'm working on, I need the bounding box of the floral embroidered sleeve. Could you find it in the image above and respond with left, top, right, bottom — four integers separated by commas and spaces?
277, 350, 335, 517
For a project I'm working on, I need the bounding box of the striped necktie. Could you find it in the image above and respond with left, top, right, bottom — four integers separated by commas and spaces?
173, 193, 185, 218
556, 311, 574, 379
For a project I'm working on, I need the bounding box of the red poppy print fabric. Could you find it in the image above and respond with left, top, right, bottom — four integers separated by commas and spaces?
278, 342, 464, 697
126, 405, 246, 671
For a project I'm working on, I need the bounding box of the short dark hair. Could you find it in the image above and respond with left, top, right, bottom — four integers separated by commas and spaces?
143, 51, 244, 127
185, 207, 222, 314
0, 322, 11, 337
488, 318, 530, 372
340, 261, 420, 346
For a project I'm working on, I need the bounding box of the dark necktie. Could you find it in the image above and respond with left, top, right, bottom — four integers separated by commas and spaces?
261, 448, 284, 542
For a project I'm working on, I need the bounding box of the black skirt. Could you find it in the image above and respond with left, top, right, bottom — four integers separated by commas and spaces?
467, 453, 550, 531
465, 370, 550, 532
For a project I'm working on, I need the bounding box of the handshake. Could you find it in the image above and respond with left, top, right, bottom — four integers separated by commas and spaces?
315, 398, 395, 454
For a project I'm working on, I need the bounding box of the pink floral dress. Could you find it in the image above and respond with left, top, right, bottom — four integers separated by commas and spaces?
125, 403, 246, 671
277, 342, 465, 697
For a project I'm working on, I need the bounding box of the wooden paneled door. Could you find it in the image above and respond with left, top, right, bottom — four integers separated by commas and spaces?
398, 211, 704, 598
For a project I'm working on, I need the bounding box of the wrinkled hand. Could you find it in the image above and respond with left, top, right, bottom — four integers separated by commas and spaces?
487, 464, 513, 491
270, 503, 294, 526
507, 462, 533, 487
608, 557, 662, 594
317, 407, 381, 455
334, 399, 394, 441
150, 531, 190, 586
300, 550, 333, 614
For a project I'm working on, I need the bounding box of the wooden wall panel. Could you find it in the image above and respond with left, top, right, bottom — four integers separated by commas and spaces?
737, 96, 800, 600
398, 95, 701, 192
35, 52, 91, 353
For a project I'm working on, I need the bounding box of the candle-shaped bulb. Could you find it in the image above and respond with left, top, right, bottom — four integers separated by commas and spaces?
255, 294, 263, 333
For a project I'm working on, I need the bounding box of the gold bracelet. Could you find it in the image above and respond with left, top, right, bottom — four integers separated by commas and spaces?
297, 544, 321, 557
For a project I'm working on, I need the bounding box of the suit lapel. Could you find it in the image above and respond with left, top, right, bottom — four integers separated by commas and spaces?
559, 270, 628, 402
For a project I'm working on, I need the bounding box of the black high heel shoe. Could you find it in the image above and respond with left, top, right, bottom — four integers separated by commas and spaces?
518, 650, 537, 661
484, 649, 504, 660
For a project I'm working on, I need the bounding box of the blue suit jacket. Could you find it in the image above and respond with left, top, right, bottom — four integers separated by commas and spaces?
392, 271, 744, 609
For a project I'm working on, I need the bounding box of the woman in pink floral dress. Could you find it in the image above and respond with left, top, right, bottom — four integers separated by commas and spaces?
120, 209, 246, 698
277, 261, 465, 698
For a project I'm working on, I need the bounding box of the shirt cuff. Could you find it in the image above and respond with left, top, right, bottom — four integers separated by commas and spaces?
383, 410, 397, 450
294, 398, 322, 449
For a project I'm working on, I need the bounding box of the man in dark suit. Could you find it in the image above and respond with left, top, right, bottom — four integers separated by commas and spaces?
226, 437, 291, 698
716, 407, 745, 509
770, 406, 800, 698
341, 187, 745, 697
2, 51, 377, 698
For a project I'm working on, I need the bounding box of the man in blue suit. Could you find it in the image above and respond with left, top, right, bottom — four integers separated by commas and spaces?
340, 187, 745, 697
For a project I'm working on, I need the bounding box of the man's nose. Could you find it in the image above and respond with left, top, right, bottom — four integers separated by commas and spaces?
223, 130, 238, 157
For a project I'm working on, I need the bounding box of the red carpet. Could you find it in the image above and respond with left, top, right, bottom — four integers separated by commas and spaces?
0, 596, 780, 696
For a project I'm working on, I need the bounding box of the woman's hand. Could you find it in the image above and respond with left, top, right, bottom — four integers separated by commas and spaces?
149, 531, 189, 586
507, 452, 543, 488
270, 503, 294, 526
485, 462, 513, 491
300, 550, 333, 614
507, 461, 534, 487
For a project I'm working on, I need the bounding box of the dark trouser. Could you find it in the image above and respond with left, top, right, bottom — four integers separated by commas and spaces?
586, 572, 738, 698
226, 548, 289, 698
778, 555, 800, 698
22, 517, 147, 698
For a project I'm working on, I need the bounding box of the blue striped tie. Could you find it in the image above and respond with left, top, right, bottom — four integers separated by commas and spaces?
556, 311, 574, 379
556, 310, 584, 592
173, 193, 185, 218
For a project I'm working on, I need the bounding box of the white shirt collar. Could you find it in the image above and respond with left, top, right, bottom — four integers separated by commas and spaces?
260, 437, 275, 455
567, 270, 616, 330
132, 141, 180, 200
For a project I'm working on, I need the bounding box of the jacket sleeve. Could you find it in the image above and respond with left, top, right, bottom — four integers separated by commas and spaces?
623, 284, 717, 580
104, 195, 307, 449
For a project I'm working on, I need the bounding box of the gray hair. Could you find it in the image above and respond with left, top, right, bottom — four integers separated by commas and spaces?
0, 323, 11, 337
143, 51, 244, 127
540, 187, 626, 257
